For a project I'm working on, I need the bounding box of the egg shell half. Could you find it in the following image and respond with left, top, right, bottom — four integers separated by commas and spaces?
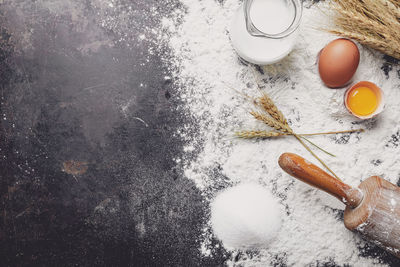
344, 81, 384, 120
318, 39, 360, 88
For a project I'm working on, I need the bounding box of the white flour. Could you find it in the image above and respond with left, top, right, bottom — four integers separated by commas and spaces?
160, 0, 400, 266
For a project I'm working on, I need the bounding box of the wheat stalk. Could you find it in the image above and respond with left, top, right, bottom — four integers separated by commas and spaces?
293, 134, 341, 180
252, 94, 340, 175
250, 111, 292, 133
327, 0, 400, 60
236, 128, 364, 139
235, 131, 285, 139
300, 136, 336, 157
332, 6, 395, 40
238, 88, 368, 181
381, 0, 400, 20
329, 30, 400, 59
236, 130, 337, 157
257, 94, 288, 126
387, 0, 400, 10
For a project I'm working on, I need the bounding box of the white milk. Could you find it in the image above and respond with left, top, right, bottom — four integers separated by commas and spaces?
250, 0, 293, 34
230, 0, 299, 65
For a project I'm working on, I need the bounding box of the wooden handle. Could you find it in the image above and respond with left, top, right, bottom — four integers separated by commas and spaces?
278, 153, 363, 208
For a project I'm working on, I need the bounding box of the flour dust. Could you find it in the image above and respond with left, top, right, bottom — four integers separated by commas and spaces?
160, 0, 400, 266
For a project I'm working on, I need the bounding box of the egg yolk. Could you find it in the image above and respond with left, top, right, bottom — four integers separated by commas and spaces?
347, 86, 378, 116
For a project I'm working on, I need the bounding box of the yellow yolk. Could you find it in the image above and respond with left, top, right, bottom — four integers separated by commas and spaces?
347, 86, 378, 116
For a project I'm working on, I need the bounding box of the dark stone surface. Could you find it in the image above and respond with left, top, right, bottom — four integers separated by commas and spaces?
0, 0, 228, 266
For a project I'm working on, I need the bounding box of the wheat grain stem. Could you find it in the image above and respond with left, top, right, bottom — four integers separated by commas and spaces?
294, 134, 342, 181
299, 129, 364, 136
236, 129, 364, 138
300, 136, 336, 157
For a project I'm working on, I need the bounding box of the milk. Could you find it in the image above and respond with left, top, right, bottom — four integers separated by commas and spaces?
250, 0, 293, 35
230, 0, 300, 65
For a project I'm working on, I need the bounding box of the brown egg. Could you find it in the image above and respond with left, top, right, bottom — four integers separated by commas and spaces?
318, 38, 360, 88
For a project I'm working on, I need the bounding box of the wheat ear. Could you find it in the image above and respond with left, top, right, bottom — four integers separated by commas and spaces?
257, 94, 289, 126
328, 30, 400, 60
327, 0, 400, 60
250, 111, 293, 133
235, 131, 285, 139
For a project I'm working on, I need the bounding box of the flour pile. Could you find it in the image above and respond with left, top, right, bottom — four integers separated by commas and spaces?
211, 183, 282, 250
161, 0, 400, 266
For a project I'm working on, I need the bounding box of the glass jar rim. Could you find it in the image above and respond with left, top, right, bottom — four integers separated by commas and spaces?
244, 0, 303, 39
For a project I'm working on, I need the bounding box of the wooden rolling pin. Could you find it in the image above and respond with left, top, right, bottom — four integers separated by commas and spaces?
278, 152, 400, 258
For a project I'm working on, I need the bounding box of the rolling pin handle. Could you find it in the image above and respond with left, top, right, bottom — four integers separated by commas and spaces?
278, 153, 363, 208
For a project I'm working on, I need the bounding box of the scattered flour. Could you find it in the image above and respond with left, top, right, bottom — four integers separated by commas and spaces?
161, 0, 400, 266
211, 183, 282, 250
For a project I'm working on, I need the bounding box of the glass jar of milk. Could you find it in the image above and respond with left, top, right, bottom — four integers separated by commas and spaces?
230, 0, 302, 65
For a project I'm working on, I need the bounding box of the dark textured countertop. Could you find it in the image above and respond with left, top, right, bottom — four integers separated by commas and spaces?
0, 0, 228, 265
1, 1, 400, 266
